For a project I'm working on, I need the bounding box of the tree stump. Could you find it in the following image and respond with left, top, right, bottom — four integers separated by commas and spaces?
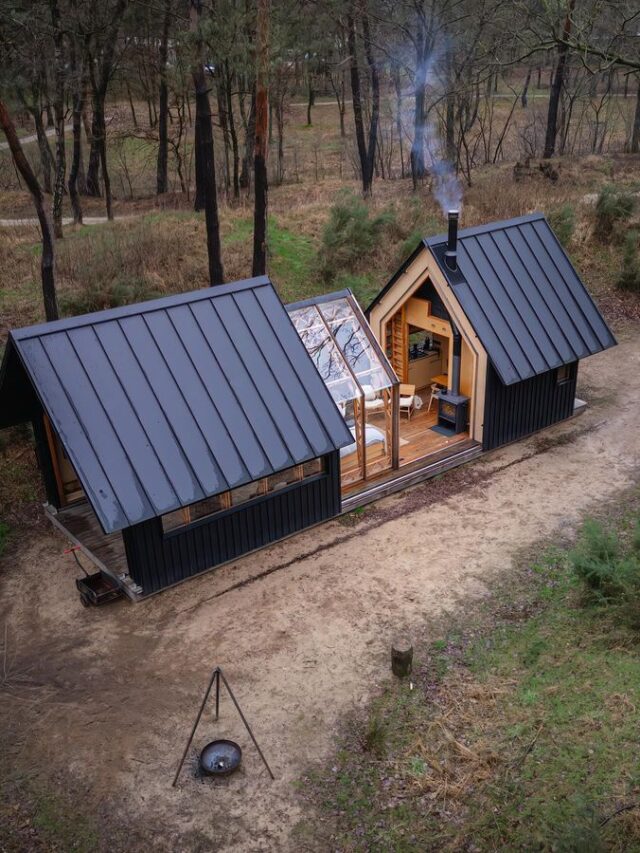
391, 639, 413, 678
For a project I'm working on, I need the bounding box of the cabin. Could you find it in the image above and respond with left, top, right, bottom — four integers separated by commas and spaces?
0, 277, 353, 597
365, 211, 616, 461
0, 213, 616, 600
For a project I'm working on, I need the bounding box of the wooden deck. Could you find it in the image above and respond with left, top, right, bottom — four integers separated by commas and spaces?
46, 501, 137, 595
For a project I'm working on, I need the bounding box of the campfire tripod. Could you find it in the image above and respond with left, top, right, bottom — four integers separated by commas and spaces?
172, 666, 275, 786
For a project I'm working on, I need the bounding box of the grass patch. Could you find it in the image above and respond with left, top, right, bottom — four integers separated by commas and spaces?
56, 214, 209, 315
303, 493, 640, 851
225, 214, 321, 303
0, 779, 100, 853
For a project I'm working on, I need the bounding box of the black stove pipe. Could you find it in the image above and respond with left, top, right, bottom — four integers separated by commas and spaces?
444, 210, 459, 271
450, 323, 462, 397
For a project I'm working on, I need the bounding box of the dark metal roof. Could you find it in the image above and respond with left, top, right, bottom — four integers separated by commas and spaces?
0, 277, 352, 534
369, 213, 616, 386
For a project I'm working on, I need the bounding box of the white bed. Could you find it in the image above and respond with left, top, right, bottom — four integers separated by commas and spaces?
339, 424, 387, 459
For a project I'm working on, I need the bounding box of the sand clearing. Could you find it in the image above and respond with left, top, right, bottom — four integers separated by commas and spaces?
1, 331, 639, 850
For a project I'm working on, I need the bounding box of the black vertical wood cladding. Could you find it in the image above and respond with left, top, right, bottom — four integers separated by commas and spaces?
122, 452, 341, 595
482, 361, 578, 451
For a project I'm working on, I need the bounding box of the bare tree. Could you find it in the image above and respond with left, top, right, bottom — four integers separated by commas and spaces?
543, 0, 577, 159
85, 0, 128, 218
0, 98, 58, 321
190, 0, 224, 284
156, 0, 172, 194
630, 74, 640, 153
253, 0, 270, 276
348, 0, 379, 196
49, 0, 66, 238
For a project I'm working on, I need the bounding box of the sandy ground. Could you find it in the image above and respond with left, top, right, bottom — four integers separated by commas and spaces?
1, 329, 639, 851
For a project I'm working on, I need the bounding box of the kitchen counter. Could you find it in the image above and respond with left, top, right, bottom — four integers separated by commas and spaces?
408, 349, 442, 390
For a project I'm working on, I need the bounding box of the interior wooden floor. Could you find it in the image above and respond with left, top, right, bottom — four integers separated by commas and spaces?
397, 391, 469, 467
48, 500, 129, 578
342, 390, 472, 497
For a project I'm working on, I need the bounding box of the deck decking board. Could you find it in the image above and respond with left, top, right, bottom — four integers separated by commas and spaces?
49, 501, 129, 579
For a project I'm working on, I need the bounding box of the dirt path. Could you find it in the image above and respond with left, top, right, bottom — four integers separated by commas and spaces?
1, 331, 639, 851
0, 124, 72, 151
0, 214, 139, 228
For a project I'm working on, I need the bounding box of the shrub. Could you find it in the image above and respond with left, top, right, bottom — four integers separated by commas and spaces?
55, 217, 203, 316
616, 230, 640, 293
570, 519, 640, 622
361, 712, 386, 757
594, 185, 635, 242
319, 191, 396, 282
59, 276, 161, 315
548, 204, 575, 248
332, 272, 378, 307
569, 519, 622, 603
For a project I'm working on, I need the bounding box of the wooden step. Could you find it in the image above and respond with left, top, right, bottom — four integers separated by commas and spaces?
340, 441, 483, 514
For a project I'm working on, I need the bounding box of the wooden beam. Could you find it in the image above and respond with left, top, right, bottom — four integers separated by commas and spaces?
42, 413, 66, 505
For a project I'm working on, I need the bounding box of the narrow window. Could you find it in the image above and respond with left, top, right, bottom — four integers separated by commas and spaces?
556, 364, 571, 385
161, 458, 325, 533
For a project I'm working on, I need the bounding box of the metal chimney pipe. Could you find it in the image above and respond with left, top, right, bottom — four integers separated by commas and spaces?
450, 324, 462, 397
444, 210, 459, 271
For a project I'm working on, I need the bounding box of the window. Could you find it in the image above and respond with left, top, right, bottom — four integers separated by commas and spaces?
161, 458, 325, 533
268, 464, 304, 492
556, 364, 571, 385
231, 480, 264, 507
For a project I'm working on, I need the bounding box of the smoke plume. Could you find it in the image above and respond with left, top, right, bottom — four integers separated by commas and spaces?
409, 43, 463, 215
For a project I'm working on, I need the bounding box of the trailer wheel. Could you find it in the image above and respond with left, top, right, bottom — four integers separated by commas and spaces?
80, 593, 91, 607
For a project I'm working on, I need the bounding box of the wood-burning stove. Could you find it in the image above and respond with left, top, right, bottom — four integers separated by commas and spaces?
437, 390, 469, 433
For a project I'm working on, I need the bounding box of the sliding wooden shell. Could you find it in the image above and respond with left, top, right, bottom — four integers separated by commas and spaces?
288, 293, 399, 488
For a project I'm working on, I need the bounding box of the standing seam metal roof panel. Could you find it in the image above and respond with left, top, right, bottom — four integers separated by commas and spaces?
424, 213, 616, 385
2, 277, 353, 534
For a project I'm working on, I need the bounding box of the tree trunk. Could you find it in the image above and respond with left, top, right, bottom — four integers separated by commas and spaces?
49, 0, 66, 239
216, 73, 232, 197
391, 639, 413, 678
85, 0, 127, 200
631, 75, 640, 154
252, 0, 270, 277
347, 10, 369, 195
306, 80, 314, 126
411, 31, 428, 187
193, 118, 205, 210
156, 0, 171, 194
275, 96, 285, 183
543, 0, 576, 159
33, 109, 55, 194
239, 87, 256, 190
0, 98, 58, 321
361, 4, 379, 194
125, 80, 138, 128
225, 62, 240, 199
69, 95, 84, 223
99, 122, 113, 220
190, 0, 224, 285
68, 11, 84, 224
86, 96, 103, 196
521, 68, 532, 108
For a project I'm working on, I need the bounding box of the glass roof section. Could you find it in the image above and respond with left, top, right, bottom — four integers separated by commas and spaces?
287, 295, 394, 407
